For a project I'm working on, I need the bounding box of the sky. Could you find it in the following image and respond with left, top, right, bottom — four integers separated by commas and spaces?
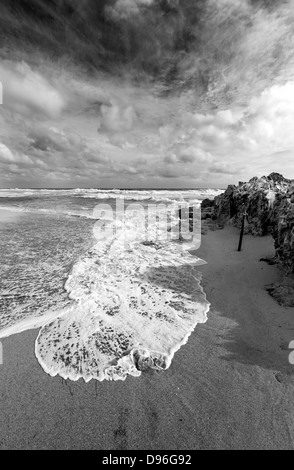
0, 0, 294, 189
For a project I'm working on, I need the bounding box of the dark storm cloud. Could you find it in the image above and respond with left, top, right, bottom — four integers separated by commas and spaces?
0, 0, 203, 78
1, 0, 293, 107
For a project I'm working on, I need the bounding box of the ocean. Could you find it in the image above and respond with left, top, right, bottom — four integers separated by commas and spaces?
0, 188, 222, 382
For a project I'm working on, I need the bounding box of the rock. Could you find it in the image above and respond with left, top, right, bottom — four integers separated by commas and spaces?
132, 349, 153, 371
207, 173, 294, 273
266, 276, 294, 307
267, 172, 292, 184
260, 257, 277, 266
202, 211, 212, 220
201, 198, 214, 209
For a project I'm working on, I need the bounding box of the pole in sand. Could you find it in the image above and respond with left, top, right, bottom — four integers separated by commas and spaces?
238, 211, 247, 252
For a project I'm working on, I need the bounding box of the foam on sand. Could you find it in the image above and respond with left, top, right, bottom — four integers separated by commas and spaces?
35, 205, 210, 382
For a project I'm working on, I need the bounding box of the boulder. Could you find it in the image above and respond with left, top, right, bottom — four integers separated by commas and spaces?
206, 173, 294, 273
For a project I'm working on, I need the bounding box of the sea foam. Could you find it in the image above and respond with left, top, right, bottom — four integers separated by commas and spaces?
35, 204, 210, 382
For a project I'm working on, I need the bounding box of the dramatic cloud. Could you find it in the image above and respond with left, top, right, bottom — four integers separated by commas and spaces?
106, 0, 155, 20
0, 61, 65, 118
29, 127, 85, 153
98, 102, 137, 133
244, 82, 294, 150
0, 143, 16, 163
0, 0, 294, 188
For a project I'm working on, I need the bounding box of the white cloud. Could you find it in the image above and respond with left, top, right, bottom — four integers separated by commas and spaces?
2, 33, 294, 187
243, 81, 294, 151
0, 143, 15, 163
154, 80, 294, 182
106, 0, 154, 20
209, 162, 236, 175
0, 143, 34, 166
0, 61, 65, 118
179, 147, 213, 164
98, 102, 137, 133
29, 126, 85, 153
164, 154, 177, 165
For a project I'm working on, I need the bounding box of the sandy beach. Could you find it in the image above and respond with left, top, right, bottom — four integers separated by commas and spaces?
0, 226, 294, 450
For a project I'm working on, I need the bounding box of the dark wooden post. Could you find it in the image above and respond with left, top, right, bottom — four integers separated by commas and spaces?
238, 211, 246, 251
189, 206, 194, 232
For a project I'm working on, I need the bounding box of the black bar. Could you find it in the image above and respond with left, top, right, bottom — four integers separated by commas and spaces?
238, 213, 246, 252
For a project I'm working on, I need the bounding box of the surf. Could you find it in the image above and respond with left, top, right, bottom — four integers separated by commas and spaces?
34, 202, 210, 382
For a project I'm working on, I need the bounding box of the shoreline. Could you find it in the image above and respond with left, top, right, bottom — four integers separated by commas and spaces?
0, 226, 294, 449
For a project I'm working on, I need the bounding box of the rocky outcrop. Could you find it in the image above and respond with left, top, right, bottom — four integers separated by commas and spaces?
265, 276, 294, 308
202, 173, 294, 274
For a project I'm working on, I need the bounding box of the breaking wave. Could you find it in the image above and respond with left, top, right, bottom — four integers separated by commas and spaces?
0, 188, 223, 201
35, 204, 210, 382
0, 189, 212, 382
0, 205, 96, 220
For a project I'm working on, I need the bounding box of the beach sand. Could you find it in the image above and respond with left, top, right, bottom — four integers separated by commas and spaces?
0, 226, 294, 450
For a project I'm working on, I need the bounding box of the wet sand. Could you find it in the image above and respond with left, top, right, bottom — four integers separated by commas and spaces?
0, 226, 294, 450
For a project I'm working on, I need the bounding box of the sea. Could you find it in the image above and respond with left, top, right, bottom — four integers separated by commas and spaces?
0, 188, 223, 382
